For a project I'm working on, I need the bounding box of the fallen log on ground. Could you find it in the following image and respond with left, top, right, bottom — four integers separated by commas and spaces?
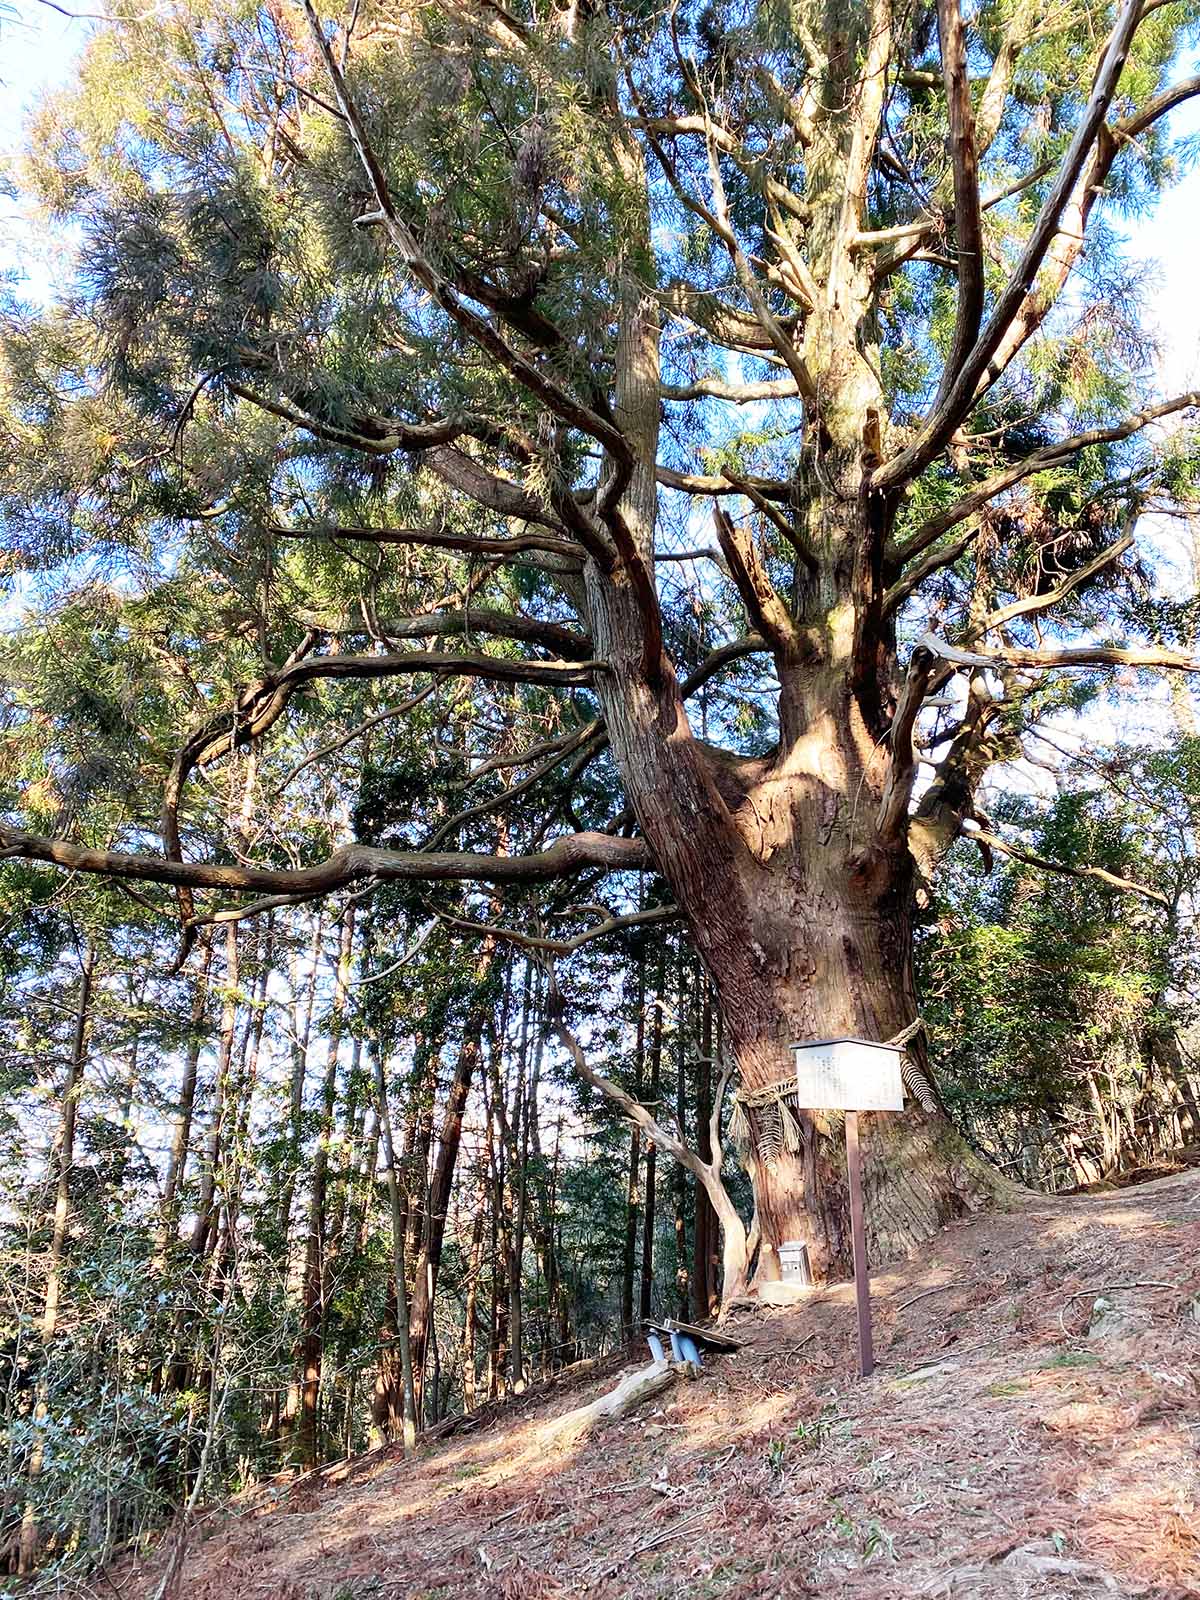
540, 1359, 683, 1447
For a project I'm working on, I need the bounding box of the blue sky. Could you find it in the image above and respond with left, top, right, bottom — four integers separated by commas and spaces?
1, 2, 84, 302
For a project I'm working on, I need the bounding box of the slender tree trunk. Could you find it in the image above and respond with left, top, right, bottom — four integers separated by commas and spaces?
326, 1036, 366, 1268
462, 1160, 485, 1413
295, 905, 355, 1468
370, 1045, 416, 1451
19, 941, 96, 1574
621, 949, 645, 1341
509, 993, 540, 1391
408, 940, 497, 1418
110, 973, 143, 1194
228, 915, 272, 1227
673, 952, 690, 1318
639, 971, 663, 1321
503, 981, 528, 1394
189, 923, 239, 1256
278, 909, 326, 1245
548, 1116, 573, 1364
160, 941, 213, 1236
483, 1084, 505, 1400
691, 974, 717, 1319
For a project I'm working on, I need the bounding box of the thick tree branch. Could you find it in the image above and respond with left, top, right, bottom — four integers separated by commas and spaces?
875, 0, 1144, 490
271, 520, 582, 565
678, 634, 769, 697
225, 382, 474, 456
660, 376, 800, 404
726, 473, 818, 572
882, 523, 982, 615
933, 0, 984, 404
916, 631, 1200, 674
0, 825, 650, 897
292, 606, 595, 661
160, 646, 603, 882
712, 507, 800, 660
656, 465, 790, 500
300, 0, 628, 459
660, 282, 800, 354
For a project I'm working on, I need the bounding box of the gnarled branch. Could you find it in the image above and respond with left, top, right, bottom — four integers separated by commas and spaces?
961, 820, 1169, 907
0, 825, 650, 897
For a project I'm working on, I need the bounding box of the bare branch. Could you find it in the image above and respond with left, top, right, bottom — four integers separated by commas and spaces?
544, 971, 710, 1181
437, 902, 679, 956
160, 646, 603, 884
272, 685, 436, 797
969, 532, 1134, 638
882, 523, 982, 615
933, 0, 984, 403
422, 723, 606, 849
961, 821, 1169, 907
916, 630, 1200, 674
889, 390, 1200, 571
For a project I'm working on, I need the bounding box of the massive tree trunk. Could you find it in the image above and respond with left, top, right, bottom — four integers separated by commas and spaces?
593, 603, 1006, 1286
728, 863, 1000, 1278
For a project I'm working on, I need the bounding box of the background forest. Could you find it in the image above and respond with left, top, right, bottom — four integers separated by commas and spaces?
1, 0, 1200, 1587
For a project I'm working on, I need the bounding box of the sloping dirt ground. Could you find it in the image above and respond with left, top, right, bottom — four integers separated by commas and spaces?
103, 1170, 1200, 1600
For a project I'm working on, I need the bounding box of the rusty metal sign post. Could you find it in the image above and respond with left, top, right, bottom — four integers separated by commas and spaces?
790, 1038, 906, 1381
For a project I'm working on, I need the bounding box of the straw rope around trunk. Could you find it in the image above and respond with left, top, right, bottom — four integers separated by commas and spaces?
727, 1018, 938, 1166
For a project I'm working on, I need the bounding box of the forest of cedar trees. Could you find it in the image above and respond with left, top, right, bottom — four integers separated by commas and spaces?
1, 0, 1200, 1581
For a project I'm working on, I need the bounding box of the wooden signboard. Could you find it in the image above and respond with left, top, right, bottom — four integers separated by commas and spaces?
791, 1036, 905, 1111
791, 1037, 907, 1380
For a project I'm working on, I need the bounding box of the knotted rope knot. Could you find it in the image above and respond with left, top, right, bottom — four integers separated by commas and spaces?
726, 1018, 937, 1165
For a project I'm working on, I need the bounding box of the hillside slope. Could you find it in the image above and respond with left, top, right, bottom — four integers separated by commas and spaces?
107, 1170, 1200, 1600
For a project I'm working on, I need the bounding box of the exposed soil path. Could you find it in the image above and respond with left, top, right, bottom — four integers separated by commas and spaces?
101, 1171, 1200, 1599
